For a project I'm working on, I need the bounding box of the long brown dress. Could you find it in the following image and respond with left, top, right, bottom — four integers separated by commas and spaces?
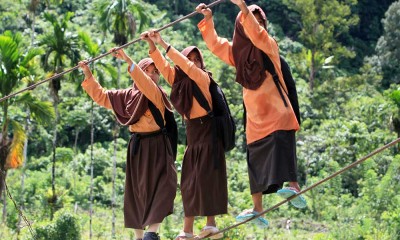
82, 58, 177, 228
150, 46, 228, 216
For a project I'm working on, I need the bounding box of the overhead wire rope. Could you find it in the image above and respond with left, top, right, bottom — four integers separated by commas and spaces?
0, 0, 227, 103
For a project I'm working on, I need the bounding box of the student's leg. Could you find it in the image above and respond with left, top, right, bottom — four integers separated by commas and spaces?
175, 216, 195, 240
183, 216, 195, 234
289, 181, 301, 192
252, 192, 264, 213
147, 223, 161, 232
206, 216, 216, 226
134, 229, 145, 239
143, 224, 161, 240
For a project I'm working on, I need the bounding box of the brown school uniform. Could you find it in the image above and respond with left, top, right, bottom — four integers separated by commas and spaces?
150, 47, 228, 216
81, 60, 177, 228
198, 6, 300, 194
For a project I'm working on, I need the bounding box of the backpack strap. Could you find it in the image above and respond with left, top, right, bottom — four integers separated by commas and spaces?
280, 56, 301, 125
192, 81, 213, 117
148, 101, 167, 134
262, 53, 288, 107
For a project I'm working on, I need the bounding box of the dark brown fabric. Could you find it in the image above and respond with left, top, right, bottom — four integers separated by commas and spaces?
170, 69, 193, 118
170, 46, 207, 118
181, 115, 228, 216
232, 5, 268, 90
107, 87, 148, 126
107, 58, 172, 125
247, 130, 297, 194
124, 131, 177, 228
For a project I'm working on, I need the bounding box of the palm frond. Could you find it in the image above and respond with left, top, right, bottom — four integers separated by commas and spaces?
78, 31, 100, 56
129, 3, 149, 33
0, 33, 20, 96
21, 48, 45, 66
5, 120, 26, 169
17, 93, 55, 125
0, 35, 19, 70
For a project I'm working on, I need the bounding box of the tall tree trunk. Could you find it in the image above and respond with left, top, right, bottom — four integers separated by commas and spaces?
111, 125, 118, 239
89, 101, 94, 239
31, 9, 35, 46
50, 100, 59, 220
1, 170, 7, 223
174, 0, 179, 14
111, 61, 121, 239
73, 128, 79, 189
309, 50, 316, 93
17, 110, 30, 235
0, 101, 9, 199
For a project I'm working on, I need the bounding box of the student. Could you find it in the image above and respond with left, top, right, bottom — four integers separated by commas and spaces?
196, 0, 306, 228
79, 48, 177, 240
140, 30, 227, 239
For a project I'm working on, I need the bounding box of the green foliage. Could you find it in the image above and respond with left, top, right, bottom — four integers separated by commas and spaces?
95, 0, 150, 45
376, 1, 400, 88
389, 89, 400, 108
34, 211, 81, 240
17, 93, 55, 126
0, 0, 400, 239
282, 0, 359, 91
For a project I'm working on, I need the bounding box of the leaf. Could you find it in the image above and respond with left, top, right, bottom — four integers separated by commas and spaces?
78, 31, 100, 56
322, 65, 335, 69
5, 120, 26, 169
389, 90, 400, 107
17, 93, 55, 125
324, 56, 334, 64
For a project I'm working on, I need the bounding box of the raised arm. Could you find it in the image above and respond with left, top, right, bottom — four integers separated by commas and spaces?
147, 30, 210, 88
110, 48, 164, 110
79, 60, 112, 109
232, 0, 279, 57
196, 3, 235, 67
141, 31, 176, 86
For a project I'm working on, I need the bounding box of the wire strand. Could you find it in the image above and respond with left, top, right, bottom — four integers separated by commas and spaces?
0, 0, 227, 103
2, 170, 36, 239
203, 137, 400, 238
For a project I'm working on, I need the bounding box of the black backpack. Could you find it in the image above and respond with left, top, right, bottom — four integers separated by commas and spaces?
262, 54, 301, 125
148, 102, 178, 159
192, 78, 236, 152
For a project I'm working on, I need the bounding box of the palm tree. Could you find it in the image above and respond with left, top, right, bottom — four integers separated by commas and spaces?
39, 11, 80, 220
0, 31, 55, 222
97, 0, 149, 46
26, 0, 64, 45
97, 0, 150, 86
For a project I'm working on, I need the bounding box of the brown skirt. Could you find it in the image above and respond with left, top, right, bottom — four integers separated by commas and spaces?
247, 130, 298, 194
181, 115, 228, 216
124, 131, 177, 229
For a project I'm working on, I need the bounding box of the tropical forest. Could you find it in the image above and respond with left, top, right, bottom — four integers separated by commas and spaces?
0, 0, 400, 239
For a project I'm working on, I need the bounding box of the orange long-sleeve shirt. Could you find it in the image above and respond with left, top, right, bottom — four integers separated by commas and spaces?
81, 64, 165, 133
149, 47, 212, 119
198, 12, 299, 144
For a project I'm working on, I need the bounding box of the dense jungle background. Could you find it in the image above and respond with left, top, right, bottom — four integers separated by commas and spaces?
1, 0, 400, 239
